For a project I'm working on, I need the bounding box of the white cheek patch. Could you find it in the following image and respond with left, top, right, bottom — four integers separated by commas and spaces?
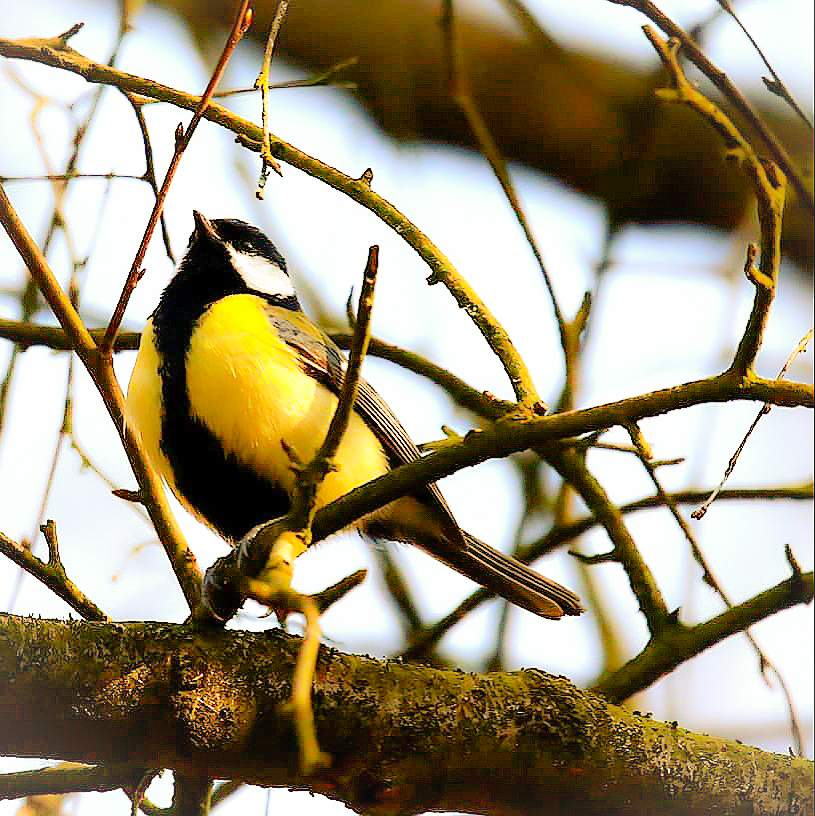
227, 245, 295, 300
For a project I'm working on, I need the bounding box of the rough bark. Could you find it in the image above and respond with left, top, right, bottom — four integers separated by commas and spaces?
1, 614, 811, 815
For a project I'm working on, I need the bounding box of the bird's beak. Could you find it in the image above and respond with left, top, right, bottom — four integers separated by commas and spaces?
192, 210, 219, 241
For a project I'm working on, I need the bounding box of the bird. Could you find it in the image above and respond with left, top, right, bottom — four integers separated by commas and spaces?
124, 212, 582, 619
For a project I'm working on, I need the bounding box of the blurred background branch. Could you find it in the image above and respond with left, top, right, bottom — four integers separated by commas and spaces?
165, 0, 813, 270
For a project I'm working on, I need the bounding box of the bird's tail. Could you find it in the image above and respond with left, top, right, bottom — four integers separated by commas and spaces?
364, 503, 582, 618
407, 528, 583, 619
456, 531, 582, 618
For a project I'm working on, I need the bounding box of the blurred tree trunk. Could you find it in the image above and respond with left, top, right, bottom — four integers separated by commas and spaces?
164, 0, 813, 269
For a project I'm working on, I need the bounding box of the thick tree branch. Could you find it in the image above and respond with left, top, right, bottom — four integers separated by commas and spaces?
0, 614, 811, 815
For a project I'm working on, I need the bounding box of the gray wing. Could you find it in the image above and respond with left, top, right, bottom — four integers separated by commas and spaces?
266, 307, 461, 532
266, 307, 583, 620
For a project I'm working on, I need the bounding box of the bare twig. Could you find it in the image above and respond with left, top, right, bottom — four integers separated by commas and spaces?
255, 0, 288, 196
627, 422, 804, 755
607, 0, 812, 214
373, 546, 424, 635
440, 0, 577, 412
101, 0, 253, 352
0, 172, 144, 182
330, 330, 515, 419
253, 248, 379, 772
643, 28, 787, 379
552, 449, 670, 633
121, 91, 175, 262
712, 0, 812, 130
291, 245, 379, 526
216, 56, 358, 96
694, 329, 813, 520
311, 569, 368, 614
0, 524, 107, 621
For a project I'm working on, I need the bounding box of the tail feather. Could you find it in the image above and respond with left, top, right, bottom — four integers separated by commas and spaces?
364, 509, 582, 619
460, 532, 583, 618
404, 527, 583, 619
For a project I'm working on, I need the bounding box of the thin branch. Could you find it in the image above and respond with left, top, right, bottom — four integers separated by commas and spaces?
0, 185, 96, 357
171, 772, 212, 816
607, 0, 813, 214
7, 335, 74, 613
552, 449, 670, 633
311, 569, 368, 615
373, 545, 424, 635
643, 28, 787, 379
0, 318, 140, 351
0, 172, 145, 182
594, 568, 814, 704
527, 482, 814, 561
101, 0, 253, 352
712, 0, 812, 130
121, 91, 176, 262
627, 422, 804, 755
0, 525, 107, 621
0, 29, 123, 439
216, 56, 358, 96
329, 331, 514, 418
290, 245, 379, 528
254, 0, 288, 196
694, 330, 813, 519
440, 0, 572, 410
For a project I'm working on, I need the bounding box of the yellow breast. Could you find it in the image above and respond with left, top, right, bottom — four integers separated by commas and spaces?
125, 295, 390, 530
125, 319, 176, 491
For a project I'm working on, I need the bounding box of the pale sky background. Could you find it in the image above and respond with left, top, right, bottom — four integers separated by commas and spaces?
0, 0, 812, 813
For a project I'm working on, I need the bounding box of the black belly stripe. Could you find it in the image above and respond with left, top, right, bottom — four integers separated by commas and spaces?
151, 263, 290, 542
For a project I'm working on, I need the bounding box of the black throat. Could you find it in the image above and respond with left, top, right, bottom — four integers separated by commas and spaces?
150, 244, 291, 542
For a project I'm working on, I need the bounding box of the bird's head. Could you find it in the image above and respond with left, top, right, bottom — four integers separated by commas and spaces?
175, 211, 299, 309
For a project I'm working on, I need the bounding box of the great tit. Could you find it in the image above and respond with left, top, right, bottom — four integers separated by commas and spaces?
125, 212, 582, 619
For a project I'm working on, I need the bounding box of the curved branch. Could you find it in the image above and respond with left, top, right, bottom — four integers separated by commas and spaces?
0, 30, 540, 405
